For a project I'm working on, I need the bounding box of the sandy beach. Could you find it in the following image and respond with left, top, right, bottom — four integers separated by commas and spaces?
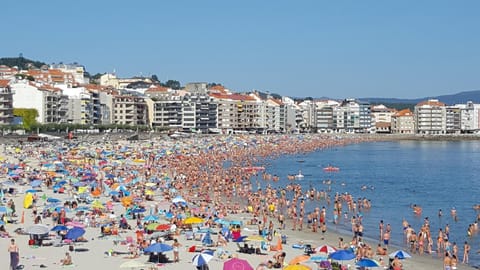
0, 134, 476, 270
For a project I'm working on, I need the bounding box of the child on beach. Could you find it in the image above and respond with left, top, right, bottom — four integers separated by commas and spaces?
60, 252, 72, 266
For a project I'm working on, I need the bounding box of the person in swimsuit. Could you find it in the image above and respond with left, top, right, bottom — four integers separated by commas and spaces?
172, 239, 181, 262
8, 239, 19, 270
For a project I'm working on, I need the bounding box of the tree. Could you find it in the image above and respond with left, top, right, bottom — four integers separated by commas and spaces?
162, 80, 181, 90
151, 74, 159, 82
13, 108, 38, 131
0, 57, 46, 70
207, 82, 221, 88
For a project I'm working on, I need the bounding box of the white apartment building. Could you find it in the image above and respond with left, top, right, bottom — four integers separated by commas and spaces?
371, 104, 396, 133
0, 79, 14, 125
455, 102, 480, 133
314, 100, 339, 132
414, 99, 446, 134
11, 80, 68, 124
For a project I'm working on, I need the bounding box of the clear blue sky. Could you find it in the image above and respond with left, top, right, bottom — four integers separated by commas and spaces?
3, 1, 480, 99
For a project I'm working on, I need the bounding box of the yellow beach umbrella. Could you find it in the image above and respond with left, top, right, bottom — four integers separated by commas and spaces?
91, 200, 104, 209
145, 190, 154, 196
283, 265, 311, 270
184, 216, 204, 224
23, 193, 33, 209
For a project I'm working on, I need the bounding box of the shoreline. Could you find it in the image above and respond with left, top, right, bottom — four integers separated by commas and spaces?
0, 134, 477, 270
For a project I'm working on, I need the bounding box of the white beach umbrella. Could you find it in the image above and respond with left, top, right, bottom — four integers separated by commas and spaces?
26, 224, 50, 235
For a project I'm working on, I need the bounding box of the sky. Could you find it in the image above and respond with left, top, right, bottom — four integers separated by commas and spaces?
3, 1, 480, 99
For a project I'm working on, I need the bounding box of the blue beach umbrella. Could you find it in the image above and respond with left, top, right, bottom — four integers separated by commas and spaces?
356, 258, 381, 267
143, 215, 159, 222
31, 180, 43, 187
132, 208, 146, 213
144, 243, 173, 253
192, 252, 214, 267
389, 250, 411, 259
0, 206, 12, 214
329, 250, 356, 261
233, 236, 247, 242
51, 225, 68, 232
25, 189, 37, 194
47, 198, 61, 203
65, 227, 86, 240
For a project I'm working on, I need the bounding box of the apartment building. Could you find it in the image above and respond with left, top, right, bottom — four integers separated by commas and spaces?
0, 79, 14, 125
334, 99, 371, 133
414, 99, 446, 134
391, 109, 415, 134
371, 104, 396, 133
113, 94, 148, 126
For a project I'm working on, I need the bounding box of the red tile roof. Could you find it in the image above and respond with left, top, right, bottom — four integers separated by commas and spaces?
209, 93, 255, 101
0, 79, 10, 88
394, 108, 413, 117
145, 85, 168, 93
416, 99, 445, 107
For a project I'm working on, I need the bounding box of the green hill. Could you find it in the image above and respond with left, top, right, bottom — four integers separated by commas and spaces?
0, 56, 46, 70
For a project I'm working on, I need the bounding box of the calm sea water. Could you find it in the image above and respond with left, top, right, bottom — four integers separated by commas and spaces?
261, 140, 480, 268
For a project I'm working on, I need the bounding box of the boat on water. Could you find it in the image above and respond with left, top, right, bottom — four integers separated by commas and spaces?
294, 170, 304, 179
323, 166, 340, 172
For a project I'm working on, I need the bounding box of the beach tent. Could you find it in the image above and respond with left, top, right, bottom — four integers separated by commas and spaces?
23, 193, 33, 209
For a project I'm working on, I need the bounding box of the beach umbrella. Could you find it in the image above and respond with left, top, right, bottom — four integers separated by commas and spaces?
389, 250, 411, 259
223, 258, 253, 270
329, 250, 356, 261
146, 223, 160, 231
25, 189, 37, 194
65, 227, 86, 240
289, 254, 311, 265
66, 221, 85, 228
31, 180, 43, 187
144, 243, 173, 253
47, 197, 61, 203
0, 205, 13, 214
233, 235, 248, 242
148, 231, 170, 239
184, 216, 204, 225
192, 252, 214, 267
131, 208, 146, 213
315, 244, 337, 254
171, 196, 186, 204
27, 224, 50, 235
51, 225, 68, 232
356, 258, 381, 267
143, 215, 159, 222
91, 200, 104, 209
155, 223, 171, 231
283, 265, 311, 270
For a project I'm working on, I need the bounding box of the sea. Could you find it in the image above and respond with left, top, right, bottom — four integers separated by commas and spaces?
259, 140, 480, 268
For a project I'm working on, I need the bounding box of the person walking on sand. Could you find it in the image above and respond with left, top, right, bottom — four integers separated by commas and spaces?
8, 239, 19, 270
172, 239, 181, 263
